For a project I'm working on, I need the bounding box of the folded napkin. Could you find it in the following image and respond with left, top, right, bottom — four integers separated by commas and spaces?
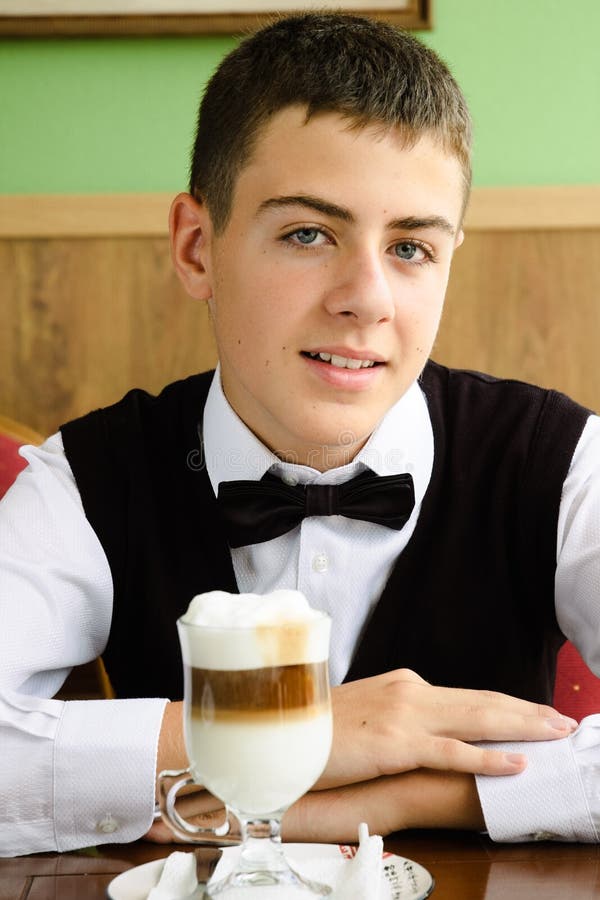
334, 823, 384, 898
147, 851, 199, 899
207, 822, 385, 899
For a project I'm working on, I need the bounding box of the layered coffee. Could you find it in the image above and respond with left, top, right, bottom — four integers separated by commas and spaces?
189, 660, 330, 720
178, 590, 332, 816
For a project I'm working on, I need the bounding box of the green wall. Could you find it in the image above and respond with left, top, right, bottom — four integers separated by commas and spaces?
1, 0, 599, 194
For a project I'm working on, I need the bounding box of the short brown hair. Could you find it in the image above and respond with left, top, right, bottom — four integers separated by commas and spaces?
190, 12, 472, 232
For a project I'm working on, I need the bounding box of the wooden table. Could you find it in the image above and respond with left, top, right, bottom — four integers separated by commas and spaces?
2, 830, 599, 899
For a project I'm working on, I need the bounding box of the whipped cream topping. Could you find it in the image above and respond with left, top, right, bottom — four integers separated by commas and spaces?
179, 589, 330, 670
181, 589, 323, 628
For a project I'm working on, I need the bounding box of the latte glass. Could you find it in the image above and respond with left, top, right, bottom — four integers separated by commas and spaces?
158, 612, 333, 896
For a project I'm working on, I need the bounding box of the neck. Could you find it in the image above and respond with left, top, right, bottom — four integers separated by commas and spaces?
272, 437, 369, 472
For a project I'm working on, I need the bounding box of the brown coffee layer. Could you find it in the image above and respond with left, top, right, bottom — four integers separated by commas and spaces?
187, 661, 329, 714
190, 702, 330, 726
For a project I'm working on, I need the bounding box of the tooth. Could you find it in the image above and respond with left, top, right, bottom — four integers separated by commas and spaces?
361, 360, 374, 368
346, 358, 362, 369
331, 355, 347, 368
319, 352, 332, 362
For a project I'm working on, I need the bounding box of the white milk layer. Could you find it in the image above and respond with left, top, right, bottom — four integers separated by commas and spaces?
179, 590, 330, 670
187, 711, 333, 815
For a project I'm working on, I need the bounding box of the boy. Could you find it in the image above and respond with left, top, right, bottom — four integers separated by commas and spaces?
1, 13, 599, 856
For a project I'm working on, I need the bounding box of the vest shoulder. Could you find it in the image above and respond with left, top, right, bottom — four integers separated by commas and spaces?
421, 359, 593, 421
420, 359, 592, 489
61, 370, 215, 435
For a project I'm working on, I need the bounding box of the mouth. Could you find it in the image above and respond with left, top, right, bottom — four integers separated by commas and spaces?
301, 351, 383, 370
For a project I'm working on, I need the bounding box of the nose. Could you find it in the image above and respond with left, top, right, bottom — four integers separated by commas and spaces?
323, 249, 395, 325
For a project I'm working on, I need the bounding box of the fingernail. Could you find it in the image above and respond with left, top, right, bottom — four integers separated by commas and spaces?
505, 753, 526, 768
546, 717, 575, 732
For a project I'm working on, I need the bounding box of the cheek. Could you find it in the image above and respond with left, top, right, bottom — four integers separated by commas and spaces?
395, 284, 445, 355
412, 269, 449, 322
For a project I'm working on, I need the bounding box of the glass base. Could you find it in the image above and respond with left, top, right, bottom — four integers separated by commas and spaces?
205, 815, 332, 897
206, 865, 332, 896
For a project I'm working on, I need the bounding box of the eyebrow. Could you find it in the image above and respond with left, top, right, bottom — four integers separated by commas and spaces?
257, 194, 354, 223
256, 194, 456, 236
389, 215, 456, 237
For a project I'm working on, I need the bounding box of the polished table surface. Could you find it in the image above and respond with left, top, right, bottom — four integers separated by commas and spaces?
2, 830, 599, 900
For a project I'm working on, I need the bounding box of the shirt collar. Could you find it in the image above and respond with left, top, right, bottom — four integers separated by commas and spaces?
203, 365, 433, 510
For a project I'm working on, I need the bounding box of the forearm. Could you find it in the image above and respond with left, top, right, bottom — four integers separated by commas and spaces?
283, 770, 483, 843
147, 764, 483, 846
393, 770, 484, 831
155, 700, 188, 793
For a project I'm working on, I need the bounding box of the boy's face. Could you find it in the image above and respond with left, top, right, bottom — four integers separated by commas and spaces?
178, 107, 464, 469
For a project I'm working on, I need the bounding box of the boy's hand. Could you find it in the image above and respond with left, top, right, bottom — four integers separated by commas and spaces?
145, 770, 483, 845
317, 668, 577, 789
145, 787, 229, 845
151, 669, 578, 840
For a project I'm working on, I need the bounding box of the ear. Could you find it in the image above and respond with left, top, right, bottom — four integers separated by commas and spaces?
454, 228, 465, 250
169, 192, 214, 301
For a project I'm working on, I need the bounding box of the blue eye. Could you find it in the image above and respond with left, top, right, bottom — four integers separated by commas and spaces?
294, 228, 320, 244
395, 242, 418, 260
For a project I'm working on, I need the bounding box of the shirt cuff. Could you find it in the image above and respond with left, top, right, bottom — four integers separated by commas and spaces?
475, 734, 598, 842
54, 697, 168, 852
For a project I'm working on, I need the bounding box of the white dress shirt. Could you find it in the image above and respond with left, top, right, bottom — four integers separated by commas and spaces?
1, 368, 600, 855
203, 372, 434, 688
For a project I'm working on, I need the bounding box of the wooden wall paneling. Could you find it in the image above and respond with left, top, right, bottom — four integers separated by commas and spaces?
435, 228, 600, 413
0, 236, 217, 438
0, 192, 174, 238
125, 237, 217, 400
1, 188, 599, 439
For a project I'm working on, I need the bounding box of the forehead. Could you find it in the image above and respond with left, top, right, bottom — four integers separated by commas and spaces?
232, 106, 465, 226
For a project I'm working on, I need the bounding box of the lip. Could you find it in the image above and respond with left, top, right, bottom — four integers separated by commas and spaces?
303, 347, 385, 363
301, 349, 385, 391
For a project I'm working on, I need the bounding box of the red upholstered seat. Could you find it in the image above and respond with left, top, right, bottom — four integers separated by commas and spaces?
553, 640, 600, 721
0, 432, 27, 496
0, 415, 43, 499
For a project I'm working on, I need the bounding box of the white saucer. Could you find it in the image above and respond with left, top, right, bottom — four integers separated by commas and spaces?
107, 844, 434, 899
107, 855, 204, 899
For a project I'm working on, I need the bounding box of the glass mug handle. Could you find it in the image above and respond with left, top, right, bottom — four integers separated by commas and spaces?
157, 768, 240, 845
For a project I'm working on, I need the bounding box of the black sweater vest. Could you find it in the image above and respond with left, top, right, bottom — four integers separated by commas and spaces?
61, 361, 591, 703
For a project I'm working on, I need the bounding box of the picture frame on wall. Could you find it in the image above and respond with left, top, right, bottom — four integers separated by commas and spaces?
0, 1, 432, 36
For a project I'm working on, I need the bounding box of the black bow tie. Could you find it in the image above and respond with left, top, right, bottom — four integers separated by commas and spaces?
217, 469, 415, 548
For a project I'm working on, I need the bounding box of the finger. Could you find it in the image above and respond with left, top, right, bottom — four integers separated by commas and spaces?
144, 821, 179, 844
382, 677, 575, 731
144, 791, 226, 845
432, 686, 569, 720
416, 736, 528, 776
428, 704, 578, 742
172, 790, 224, 817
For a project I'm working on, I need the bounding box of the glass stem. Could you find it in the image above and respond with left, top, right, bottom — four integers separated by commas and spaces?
238, 814, 287, 873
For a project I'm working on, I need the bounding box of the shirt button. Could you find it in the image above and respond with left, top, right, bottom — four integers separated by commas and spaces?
312, 552, 329, 573
281, 473, 299, 486
97, 814, 119, 834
